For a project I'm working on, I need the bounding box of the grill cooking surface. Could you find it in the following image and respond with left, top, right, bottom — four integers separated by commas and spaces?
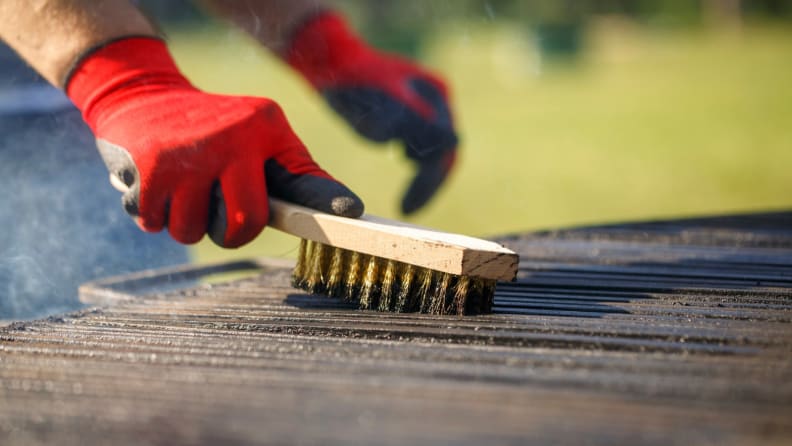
2, 212, 792, 445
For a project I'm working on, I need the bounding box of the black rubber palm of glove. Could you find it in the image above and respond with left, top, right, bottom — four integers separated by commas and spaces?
324, 78, 458, 215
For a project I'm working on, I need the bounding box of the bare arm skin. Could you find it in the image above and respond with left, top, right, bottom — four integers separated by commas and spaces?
0, 0, 325, 86
0, 0, 157, 88
197, 0, 325, 55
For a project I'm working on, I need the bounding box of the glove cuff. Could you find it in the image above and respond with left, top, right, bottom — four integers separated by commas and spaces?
65, 36, 192, 131
285, 11, 368, 88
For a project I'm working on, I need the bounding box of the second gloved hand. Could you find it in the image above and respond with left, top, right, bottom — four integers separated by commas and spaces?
67, 37, 363, 248
286, 12, 459, 215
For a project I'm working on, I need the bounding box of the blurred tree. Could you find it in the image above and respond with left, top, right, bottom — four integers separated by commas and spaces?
703, 0, 743, 28
342, 0, 430, 56
132, 0, 792, 30
743, 0, 792, 16
137, 0, 205, 23
515, 1, 589, 61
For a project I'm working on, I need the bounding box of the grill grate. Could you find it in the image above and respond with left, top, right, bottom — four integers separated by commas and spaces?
2, 211, 792, 445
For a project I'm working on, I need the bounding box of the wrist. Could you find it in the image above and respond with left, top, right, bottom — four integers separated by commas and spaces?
65, 36, 192, 131
285, 11, 369, 88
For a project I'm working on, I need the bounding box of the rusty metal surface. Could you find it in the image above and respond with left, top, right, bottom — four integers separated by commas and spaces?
2, 211, 792, 445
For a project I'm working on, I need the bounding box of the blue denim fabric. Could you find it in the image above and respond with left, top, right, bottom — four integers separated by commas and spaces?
0, 109, 189, 320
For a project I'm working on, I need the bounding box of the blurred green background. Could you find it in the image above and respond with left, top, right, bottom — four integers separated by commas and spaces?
142, 0, 792, 264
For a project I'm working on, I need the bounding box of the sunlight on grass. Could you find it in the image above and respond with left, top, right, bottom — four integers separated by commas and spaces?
166, 19, 792, 264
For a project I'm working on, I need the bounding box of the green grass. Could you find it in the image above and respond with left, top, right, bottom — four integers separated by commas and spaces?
165, 19, 792, 264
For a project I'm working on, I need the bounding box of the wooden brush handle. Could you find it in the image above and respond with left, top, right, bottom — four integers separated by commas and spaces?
109, 175, 516, 280
269, 198, 519, 281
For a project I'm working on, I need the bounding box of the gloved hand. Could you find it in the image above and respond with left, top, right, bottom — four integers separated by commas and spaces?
286, 12, 458, 215
66, 37, 363, 248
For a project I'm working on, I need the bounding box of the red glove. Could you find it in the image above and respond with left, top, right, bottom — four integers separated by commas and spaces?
67, 37, 363, 248
286, 12, 458, 215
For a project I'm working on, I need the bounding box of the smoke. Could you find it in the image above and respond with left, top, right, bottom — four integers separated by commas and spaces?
0, 108, 188, 322
0, 255, 59, 319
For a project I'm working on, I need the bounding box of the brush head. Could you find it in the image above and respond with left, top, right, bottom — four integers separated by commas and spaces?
292, 239, 497, 315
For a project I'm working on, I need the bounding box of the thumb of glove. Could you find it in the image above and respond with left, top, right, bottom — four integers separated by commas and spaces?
207, 158, 364, 248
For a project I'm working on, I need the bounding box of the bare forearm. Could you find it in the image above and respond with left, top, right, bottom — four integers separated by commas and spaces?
0, 0, 157, 87
197, 0, 326, 55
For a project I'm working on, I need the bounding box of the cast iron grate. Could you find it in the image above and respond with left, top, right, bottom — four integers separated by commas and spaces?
1, 211, 791, 445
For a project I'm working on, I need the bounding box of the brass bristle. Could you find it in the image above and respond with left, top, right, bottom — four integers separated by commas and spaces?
428, 272, 451, 315
291, 239, 498, 315
378, 259, 398, 312
301, 239, 318, 292
343, 250, 364, 301
394, 263, 415, 313
416, 268, 436, 313
358, 255, 382, 310
453, 276, 471, 316
292, 239, 315, 289
325, 246, 348, 297
292, 239, 309, 289
464, 277, 497, 315
306, 241, 332, 294
480, 279, 497, 313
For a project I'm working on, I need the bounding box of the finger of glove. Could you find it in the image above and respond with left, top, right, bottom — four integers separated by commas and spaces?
402, 150, 457, 215
389, 78, 441, 122
205, 99, 363, 245
96, 138, 167, 231
207, 159, 364, 248
265, 158, 364, 218
131, 171, 171, 232
215, 163, 269, 248
410, 78, 453, 129
96, 139, 140, 214
399, 78, 458, 214
398, 78, 458, 160
166, 181, 212, 245
207, 182, 227, 248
